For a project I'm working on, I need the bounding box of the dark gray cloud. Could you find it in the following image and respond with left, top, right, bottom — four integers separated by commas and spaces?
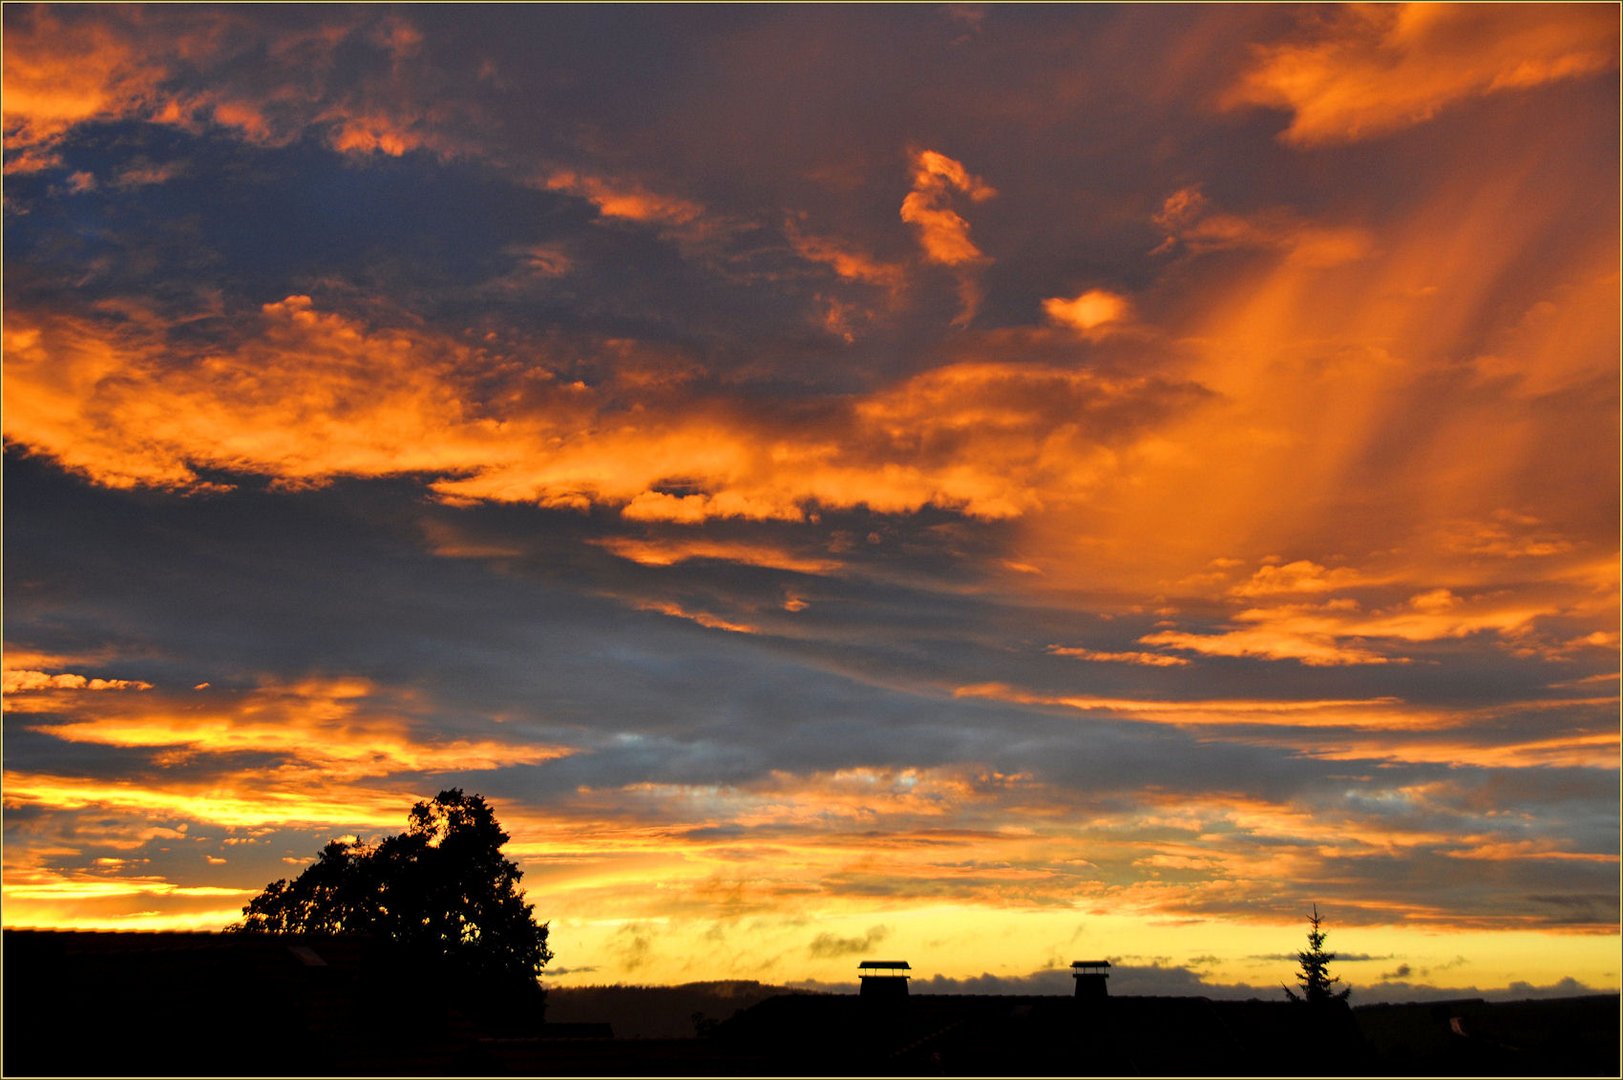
806, 925, 891, 960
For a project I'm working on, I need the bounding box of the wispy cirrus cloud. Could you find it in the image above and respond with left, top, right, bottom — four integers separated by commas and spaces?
1047, 645, 1189, 668
954, 683, 1420, 730
634, 600, 759, 636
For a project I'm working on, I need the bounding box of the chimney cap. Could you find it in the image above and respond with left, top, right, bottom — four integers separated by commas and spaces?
1071, 960, 1111, 970
858, 960, 912, 971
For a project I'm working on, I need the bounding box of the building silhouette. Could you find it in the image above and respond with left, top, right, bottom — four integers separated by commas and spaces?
1072, 959, 1110, 999
857, 959, 912, 999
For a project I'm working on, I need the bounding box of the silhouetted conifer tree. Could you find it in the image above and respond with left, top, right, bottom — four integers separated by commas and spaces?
1284, 903, 1351, 1003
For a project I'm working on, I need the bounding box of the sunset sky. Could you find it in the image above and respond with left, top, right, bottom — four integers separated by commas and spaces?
3, 4, 1618, 1000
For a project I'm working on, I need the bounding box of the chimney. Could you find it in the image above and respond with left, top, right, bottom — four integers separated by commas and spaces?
1071, 959, 1110, 999
858, 959, 911, 999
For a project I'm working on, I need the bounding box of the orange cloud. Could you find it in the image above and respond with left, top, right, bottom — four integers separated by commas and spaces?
485, 761, 1618, 934
2, 742, 638, 930
843, 361, 1201, 517
1436, 511, 1579, 560
898, 149, 998, 327
634, 601, 758, 635
1228, 559, 1365, 597
1445, 839, 1619, 864
784, 218, 906, 292
2, 651, 155, 708
328, 112, 425, 157
594, 536, 843, 575
1151, 185, 1373, 266
900, 148, 996, 267
9, 745, 1612, 938
25, 676, 572, 782
1, 861, 253, 930
1014, 99, 1618, 644
3, 671, 153, 695
1297, 728, 1620, 771
5, 298, 1197, 528
954, 683, 1428, 730
1229, 4, 1619, 145
1046, 645, 1189, 668
1140, 587, 1560, 667
544, 170, 704, 225
1042, 289, 1131, 333
2, 7, 463, 173
956, 679, 1619, 769
2, 297, 552, 491
617, 486, 804, 524
1, 770, 414, 832
1, 7, 169, 170
1137, 623, 1393, 667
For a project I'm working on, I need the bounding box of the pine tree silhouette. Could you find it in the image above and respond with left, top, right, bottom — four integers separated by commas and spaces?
1284, 904, 1351, 1003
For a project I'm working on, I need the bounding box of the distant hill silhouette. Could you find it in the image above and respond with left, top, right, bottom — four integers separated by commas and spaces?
545, 980, 794, 1038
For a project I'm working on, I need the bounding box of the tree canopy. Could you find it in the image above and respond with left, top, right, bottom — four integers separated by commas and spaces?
1284, 903, 1351, 1004
233, 789, 552, 1004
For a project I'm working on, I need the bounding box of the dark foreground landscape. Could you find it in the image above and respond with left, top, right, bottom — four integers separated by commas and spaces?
5, 929, 1618, 1077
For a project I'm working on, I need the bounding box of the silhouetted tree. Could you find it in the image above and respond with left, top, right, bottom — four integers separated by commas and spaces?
1284, 903, 1351, 1003
232, 789, 551, 1024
